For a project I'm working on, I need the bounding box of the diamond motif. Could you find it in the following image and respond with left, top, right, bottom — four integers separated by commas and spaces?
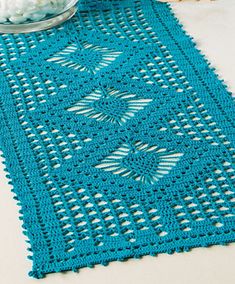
67, 88, 152, 125
95, 141, 183, 184
47, 42, 122, 74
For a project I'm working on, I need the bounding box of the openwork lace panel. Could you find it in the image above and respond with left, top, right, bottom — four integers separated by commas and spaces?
0, 0, 234, 278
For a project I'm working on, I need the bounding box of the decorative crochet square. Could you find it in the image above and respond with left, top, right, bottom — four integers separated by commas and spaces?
0, 0, 234, 279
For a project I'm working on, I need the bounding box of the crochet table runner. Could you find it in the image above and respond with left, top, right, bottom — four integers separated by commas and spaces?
0, 0, 235, 278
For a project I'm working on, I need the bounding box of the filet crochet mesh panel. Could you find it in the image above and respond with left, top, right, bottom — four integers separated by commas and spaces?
0, 0, 234, 279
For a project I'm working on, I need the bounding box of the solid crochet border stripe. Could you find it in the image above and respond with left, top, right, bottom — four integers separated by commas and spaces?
0, 0, 235, 279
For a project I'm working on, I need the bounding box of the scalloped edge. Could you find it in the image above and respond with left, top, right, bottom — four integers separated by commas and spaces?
0, 1, 234, 279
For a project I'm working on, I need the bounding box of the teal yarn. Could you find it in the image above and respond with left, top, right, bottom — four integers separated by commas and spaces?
0, 0, 235, 278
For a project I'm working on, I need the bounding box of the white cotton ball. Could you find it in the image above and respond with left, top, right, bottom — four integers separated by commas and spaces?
29, 13, 47, 21
9, 15, 27, 24
0, 17, 7, 24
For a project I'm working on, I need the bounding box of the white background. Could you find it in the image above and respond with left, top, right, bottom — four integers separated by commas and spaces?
0, 0, 235, 283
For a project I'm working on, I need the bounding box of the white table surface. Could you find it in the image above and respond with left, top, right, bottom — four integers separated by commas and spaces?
0, 1, 234, 283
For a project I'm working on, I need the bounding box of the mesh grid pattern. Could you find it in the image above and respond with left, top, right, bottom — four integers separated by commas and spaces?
0, 0, 234, 278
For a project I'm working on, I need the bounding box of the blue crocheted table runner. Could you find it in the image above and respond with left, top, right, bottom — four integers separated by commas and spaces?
0, 0, 234, 278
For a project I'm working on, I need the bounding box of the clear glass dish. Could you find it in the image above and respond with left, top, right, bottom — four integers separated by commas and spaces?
0, 0, 78, 34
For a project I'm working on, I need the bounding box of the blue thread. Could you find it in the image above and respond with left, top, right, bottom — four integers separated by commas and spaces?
0, 0, 234, 279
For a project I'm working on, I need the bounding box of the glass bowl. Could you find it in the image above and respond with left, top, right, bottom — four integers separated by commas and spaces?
0, 0, 78, 34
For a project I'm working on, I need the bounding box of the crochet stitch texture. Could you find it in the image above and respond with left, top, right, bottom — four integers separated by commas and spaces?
0, 0, 235, 278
